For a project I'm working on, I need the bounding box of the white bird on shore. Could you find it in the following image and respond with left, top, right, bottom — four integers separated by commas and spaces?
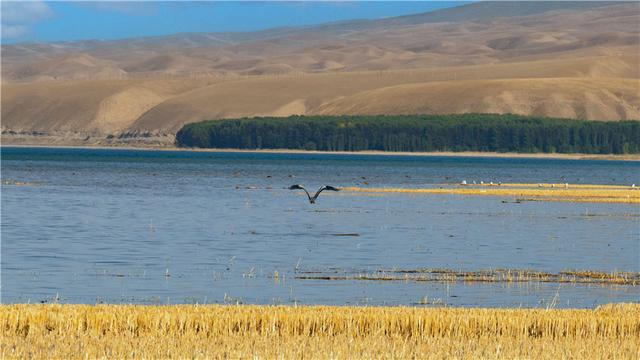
461, 180, 467, 185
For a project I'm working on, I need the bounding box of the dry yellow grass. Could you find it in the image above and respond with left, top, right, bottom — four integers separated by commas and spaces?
481, 183, 633, 189
1, 304, 639, 359
342, 183, 640, 204
0, 304, 640, 359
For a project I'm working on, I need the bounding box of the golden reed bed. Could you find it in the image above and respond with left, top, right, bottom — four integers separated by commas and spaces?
341, 183, 640, 204
2, 304, 639, 359
296, 269, 640, 286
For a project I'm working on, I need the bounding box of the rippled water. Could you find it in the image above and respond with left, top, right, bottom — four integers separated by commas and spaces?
1, 147, 638, 307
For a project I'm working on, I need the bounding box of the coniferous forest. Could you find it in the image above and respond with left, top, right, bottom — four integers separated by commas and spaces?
175, 114, 640, 154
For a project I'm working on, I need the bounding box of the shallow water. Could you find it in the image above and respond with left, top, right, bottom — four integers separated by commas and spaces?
1, 147, 638, 307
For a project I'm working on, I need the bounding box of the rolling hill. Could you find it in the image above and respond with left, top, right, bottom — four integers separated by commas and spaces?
2, 1, 639, 146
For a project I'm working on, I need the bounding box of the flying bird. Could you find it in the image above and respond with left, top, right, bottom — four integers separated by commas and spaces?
289, 184, 340, 204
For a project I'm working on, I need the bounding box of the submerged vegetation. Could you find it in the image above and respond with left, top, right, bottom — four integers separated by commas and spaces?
2, 304, 639, 359
176, 114, 640, 154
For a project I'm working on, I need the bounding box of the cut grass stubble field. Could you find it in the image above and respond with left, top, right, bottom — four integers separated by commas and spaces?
1, 304, 639, 359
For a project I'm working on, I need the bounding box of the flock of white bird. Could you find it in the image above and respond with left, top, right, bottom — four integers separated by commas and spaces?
459, 180, 503, 186
459, 181, 638, 189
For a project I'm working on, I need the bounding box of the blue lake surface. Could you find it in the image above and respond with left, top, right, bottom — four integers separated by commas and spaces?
1, 146, 639, 307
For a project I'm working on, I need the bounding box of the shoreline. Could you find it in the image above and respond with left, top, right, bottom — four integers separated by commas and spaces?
3, 144, 640, 161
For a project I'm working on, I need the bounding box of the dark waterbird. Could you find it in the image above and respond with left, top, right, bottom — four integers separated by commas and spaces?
289, 185, 340, 204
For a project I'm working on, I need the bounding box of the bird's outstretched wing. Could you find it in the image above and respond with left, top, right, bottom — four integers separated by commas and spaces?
289, 184, 312, 201
313, 185, 340, 200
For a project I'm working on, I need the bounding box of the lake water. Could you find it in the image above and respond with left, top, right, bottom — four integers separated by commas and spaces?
1, 147, 638, 307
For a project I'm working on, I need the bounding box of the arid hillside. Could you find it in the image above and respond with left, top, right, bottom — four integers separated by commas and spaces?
2, 1, 639, 146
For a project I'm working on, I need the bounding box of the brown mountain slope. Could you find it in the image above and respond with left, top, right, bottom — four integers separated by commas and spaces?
1, 79, 212, 133
314, 78, 640, 120
3, 2, 637, 81
1, 2, 639, 146
2, 2, 640, 82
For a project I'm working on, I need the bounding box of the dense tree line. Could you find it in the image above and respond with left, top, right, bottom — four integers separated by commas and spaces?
175, 114, 640, 154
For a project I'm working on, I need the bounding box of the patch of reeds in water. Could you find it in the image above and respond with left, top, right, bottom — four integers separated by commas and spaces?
1, 303, 639, 359
296, 268, 640, 286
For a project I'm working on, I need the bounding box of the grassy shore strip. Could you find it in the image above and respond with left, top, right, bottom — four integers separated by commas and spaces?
2, 304, 639, 359
473, 183, 635, 189
4, 144, 640, 161
342, 184, 640, 204
296, 269, 640, 286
